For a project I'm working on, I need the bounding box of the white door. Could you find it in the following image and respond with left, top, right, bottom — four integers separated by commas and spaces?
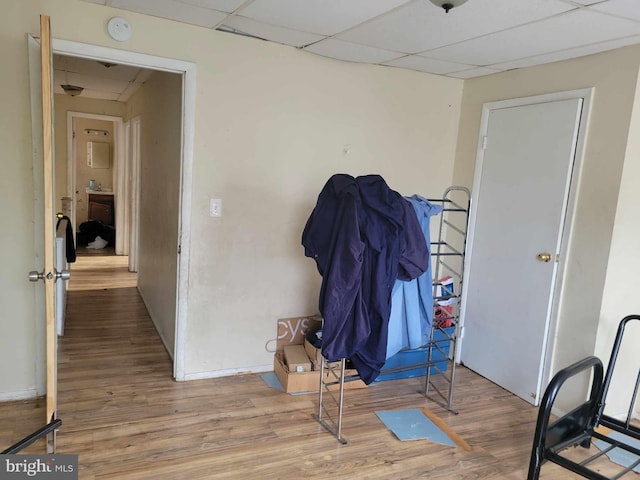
461, 97, 584, 405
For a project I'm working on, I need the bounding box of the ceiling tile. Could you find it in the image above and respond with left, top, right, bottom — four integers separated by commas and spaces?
305, 39, 402, 64
447, 67, 503, 79
82, 0, 107, 4
133, 69, 154, 84
240, 0, 411, 36
53, 70, 68, 90
566, 0, 608, 5
491, 34, 640, 70
76, 89, 122, 101
589, 0, 640, 21
383, 55, 471, 74
66, 72, 130, 94
110, 0, 228, 28
337, 0, 575, 54
175, 0, 247, 13
221, 15, 325, 47
424, 9, 640, 66
54, 54, 144, 82
117, 83, 142, 102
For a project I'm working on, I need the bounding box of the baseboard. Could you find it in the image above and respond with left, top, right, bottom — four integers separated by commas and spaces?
183, 364, 272, 381
137, 286, 174, 361
0, 389, 38, 402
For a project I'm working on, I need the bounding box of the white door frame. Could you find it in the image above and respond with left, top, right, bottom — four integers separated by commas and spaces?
459, 88, 593, 391
67, 111, 124, 252
128, 116, 142, 273
52, 38, 195, 381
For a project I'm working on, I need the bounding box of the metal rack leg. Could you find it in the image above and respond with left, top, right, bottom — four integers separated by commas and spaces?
315, 356, 348, 444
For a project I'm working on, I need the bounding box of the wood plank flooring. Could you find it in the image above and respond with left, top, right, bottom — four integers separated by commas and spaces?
0, 255, 633, 478
67, 254, 137, 291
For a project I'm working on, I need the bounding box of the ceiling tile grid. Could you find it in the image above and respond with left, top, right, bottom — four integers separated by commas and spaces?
383, 54, 473, 75
220, 15, 326, 47
238, 0, 413, 36
109, 0, 228, 28
305, 39, 403, 64
76, 0, 640, 82
335, 0, 576, 54
54, 54, 153, 102
421, 8, 640, 67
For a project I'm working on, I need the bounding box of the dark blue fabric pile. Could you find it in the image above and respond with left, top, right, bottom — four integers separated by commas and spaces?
302, 174, 428, 383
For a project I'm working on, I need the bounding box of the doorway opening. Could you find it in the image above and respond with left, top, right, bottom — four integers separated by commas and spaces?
65, 112, 122, 257
47, 39, 195, 381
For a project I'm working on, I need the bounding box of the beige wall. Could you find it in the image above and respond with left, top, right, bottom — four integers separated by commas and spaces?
454, 45, 640, 412
0, 0, 463, 394
596, 70, 640, 418
182, 38, 462, 376
126, 71, 182, 358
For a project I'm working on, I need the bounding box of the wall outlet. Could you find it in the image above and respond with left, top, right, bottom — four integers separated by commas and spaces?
209, 198, 222, 217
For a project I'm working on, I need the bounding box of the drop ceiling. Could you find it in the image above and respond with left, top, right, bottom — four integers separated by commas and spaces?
82, 0, 640, 79
53, 54, 153, 101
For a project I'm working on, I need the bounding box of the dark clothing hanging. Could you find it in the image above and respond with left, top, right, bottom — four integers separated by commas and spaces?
302, 174, 429, 383
56, 215, 76, 263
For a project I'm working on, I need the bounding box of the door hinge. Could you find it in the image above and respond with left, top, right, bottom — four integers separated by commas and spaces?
178, 244, 181, 255
556, 253, 560, 262
482, 136, 488, 150
72, 130, 76, 139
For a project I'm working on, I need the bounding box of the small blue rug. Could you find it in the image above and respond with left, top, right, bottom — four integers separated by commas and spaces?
594, 431, 640, 473
376, 409, 456, 445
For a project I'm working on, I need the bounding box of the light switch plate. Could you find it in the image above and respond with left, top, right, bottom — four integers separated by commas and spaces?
209, 198, 222, 217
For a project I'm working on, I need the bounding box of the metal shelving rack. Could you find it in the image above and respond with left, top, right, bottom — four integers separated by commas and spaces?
315, 186, 471, 444
424, 186, 471, 413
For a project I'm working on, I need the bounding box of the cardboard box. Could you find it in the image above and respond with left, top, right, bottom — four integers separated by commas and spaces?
276, 315, 322, 352
284, 344, 312, 372
273, 351, 367, 393
304, 338, 323, 370
273, 315, 366, 393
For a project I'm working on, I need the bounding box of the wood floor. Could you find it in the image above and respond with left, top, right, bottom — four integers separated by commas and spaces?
0, 255, 631, 478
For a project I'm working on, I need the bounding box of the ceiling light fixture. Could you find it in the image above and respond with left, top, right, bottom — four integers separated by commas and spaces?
60, 84, 84, 97
430, 0, 469, 13
97, 61, 118, 68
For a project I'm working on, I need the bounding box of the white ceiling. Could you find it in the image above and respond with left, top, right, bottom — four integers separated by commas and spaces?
82, 0, 640, 79
53, 54, 153, 101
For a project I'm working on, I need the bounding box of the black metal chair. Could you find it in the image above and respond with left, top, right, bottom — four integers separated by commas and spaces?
527, 315, 640, 479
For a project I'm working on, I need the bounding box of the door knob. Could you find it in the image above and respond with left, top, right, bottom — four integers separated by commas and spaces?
536, 253, 552, 263
28, 270, 45, 282
28, 269, 70, 282
55, 269, 71, 281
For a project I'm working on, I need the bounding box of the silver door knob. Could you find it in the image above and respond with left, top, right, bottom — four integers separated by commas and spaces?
536, 253, 552, 263
55, 269, 71, 281
28, 270, 45, 282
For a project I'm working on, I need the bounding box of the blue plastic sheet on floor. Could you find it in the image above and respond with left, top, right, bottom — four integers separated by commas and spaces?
375, 408, 456, 445
594, 431, 640, 473
260, 372, 284, 392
